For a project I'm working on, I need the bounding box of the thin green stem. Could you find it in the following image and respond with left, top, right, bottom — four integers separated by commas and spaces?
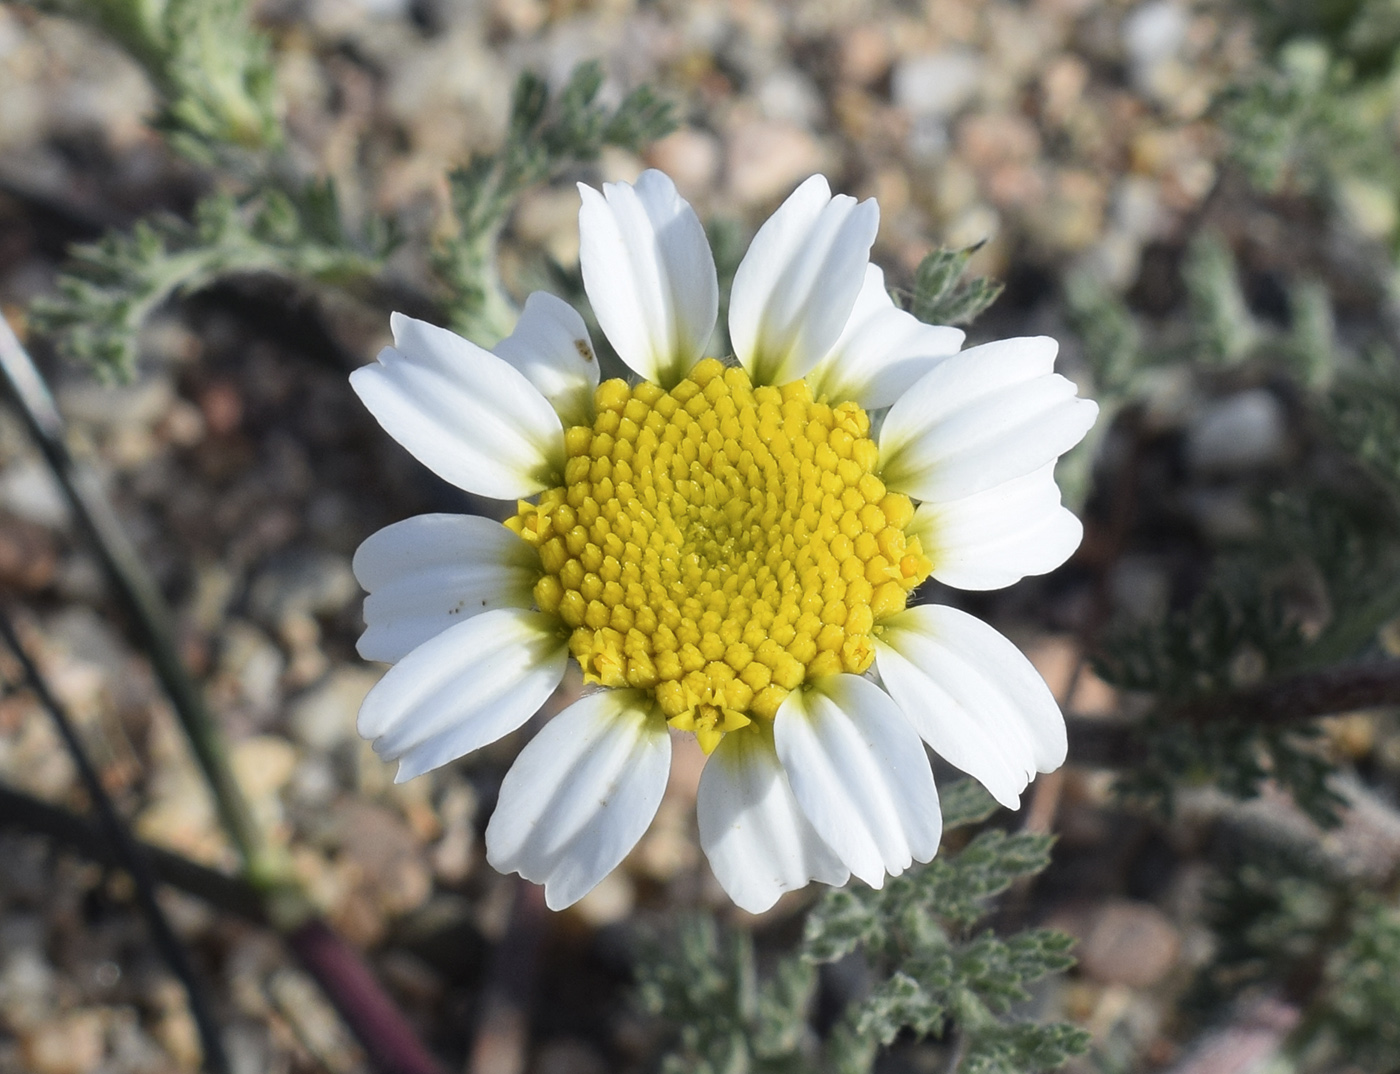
0, 609, 232, 1074
0, 315, 299, 905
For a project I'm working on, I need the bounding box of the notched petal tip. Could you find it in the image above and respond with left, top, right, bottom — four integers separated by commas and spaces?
493, 291, 600, 428
485, 689, 671, 909
915, 463, 1086, 592
355, 608, 567, 778
774, 675, 941, 888
875, 604, 1066, 808
878, 336, 1097, 502
697, 726, 848, 913
1076, 395, 1101, 427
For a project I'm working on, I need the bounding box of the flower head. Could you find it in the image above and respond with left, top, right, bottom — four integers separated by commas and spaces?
350, 171, 1097, 912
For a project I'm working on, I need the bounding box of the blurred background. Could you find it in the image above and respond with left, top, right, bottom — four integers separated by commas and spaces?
2, 0, 1400, 1072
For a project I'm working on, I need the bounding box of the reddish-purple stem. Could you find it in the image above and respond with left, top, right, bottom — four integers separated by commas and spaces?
287, 919, 449, 1074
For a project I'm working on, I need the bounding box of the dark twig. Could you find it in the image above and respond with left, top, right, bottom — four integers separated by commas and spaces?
1177, 661, 1400, 726
1067, 660, 1400, 768
0, 780, 266, 923
0, 609, 232, 1074
0, 777, 448, 1074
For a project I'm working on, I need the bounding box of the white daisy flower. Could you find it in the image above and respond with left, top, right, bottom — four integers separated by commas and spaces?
350, 171, 1098, 912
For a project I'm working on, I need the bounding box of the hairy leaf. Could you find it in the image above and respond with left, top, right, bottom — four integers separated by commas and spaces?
911, 245, 1003, 327
436, 61, 675, 342
940, 779, 1002, 832
32, 187, 392, 378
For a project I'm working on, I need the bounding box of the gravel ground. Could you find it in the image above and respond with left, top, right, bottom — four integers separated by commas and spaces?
0, 2, 1393, 1073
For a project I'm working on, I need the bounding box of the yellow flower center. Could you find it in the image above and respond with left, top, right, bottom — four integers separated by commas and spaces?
506, 358, 931, 753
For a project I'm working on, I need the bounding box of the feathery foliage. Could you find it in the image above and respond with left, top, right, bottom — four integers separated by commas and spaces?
637, 782, 1088, 1074
1307, 900, 1400, 1069
910, 243, 1004, 327
1202, 815, 1400, 1072
31, 185, 394, 379
435, 62, 674, 342
1223, 2, 1400, 243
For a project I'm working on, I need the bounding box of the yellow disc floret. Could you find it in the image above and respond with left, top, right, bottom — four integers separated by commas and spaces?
505, 358, 931, 753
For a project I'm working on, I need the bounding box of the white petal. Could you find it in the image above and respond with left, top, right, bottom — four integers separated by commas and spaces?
353, 514, 540, 664
875, 604, 1066, 810
697, 725, 849, 913
491, 292, 600, 429
775, 674, 941, 888
805, 264, 964, 409
485, 689, 670, 910
729, 175, 880, 386
351, 314, 565, 500
878, 336, 1098, 502
578, 169, 718, 387
909, 463, 1084, 591
357, 608, 567, 782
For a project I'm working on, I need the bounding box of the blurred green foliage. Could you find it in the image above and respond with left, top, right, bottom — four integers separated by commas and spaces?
1201, 817, 1400, 1072
32, 185, 393, 378
1062, 0, 1400, 1067
1224, 2, 1400, 247
25, 0, 282, 161
25, 4, 673, 378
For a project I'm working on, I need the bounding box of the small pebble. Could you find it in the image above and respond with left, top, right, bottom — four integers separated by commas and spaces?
725, 118, 824, 205
1186, 390, 1288, 473
1077, 900, 1182, 989
288, 667, 380, 750
21, 1009, 106, 1074
892, 49, 983, 119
